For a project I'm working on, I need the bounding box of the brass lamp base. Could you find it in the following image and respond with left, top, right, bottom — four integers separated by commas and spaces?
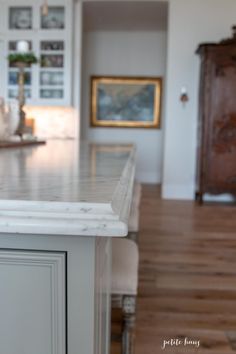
15, 62, 27, 139
15, 107, 26, 139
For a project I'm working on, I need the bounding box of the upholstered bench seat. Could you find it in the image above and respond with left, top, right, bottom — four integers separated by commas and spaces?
111, 182, 141, 354
128, 204, 139, 234
127, 182, 141, 242
112, 238, 139, 295
132, 182, 142, 208
111, 239, 139, 354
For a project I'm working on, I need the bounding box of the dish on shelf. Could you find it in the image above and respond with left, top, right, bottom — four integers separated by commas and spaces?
9, 7, 32, 29
41, 7, 65, 29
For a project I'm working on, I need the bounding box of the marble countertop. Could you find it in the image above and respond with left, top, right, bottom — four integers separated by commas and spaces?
0, 140, 136, 236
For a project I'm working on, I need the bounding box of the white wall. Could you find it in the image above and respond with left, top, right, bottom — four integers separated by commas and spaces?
73, 0, 83, 139
162, 0, 236, 199
81, 30, 167, 183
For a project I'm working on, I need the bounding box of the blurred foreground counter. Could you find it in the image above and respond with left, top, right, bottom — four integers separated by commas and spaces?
0, 140, 136, 354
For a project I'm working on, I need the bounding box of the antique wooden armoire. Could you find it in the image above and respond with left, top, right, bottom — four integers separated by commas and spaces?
196, 27, 236, 203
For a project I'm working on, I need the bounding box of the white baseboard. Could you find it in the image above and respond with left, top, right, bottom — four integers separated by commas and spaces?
161, 184, 195, 200
161, 185, 235, 202
204, 194, 235, 202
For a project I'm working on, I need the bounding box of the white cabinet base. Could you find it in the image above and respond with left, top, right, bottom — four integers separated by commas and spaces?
0, 251, 66, 354
0, 234, 111, 354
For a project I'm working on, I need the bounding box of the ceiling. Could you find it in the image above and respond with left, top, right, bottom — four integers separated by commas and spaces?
83, 1, 168, 32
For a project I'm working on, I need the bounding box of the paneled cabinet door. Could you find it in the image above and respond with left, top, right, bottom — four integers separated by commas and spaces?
0, 250, 66, 354
196, 31, 236, 201
204, 49, 236, 189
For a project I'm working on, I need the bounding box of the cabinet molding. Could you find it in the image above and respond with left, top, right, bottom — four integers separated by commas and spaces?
0, 250, 66, 354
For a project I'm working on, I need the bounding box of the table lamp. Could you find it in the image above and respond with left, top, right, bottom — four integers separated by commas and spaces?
8, 40, 38, 139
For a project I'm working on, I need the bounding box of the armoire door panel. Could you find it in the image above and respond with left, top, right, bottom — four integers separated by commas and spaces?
196, 32, 236, 200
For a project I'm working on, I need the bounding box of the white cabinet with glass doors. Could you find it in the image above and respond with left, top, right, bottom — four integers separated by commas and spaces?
0, 0, 72, 106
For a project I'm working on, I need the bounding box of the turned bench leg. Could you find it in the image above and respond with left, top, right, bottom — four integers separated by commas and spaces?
122, 296, 136, 354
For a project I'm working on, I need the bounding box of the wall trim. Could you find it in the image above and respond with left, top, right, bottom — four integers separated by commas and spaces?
161, 184, 195, 200
162, 185, 235, 202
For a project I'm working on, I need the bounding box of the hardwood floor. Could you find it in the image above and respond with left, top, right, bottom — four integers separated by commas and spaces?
112, 184, 236, 354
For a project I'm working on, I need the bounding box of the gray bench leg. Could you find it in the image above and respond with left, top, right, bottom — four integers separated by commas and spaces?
122, 296, 136, 354
127, 232, 139, 244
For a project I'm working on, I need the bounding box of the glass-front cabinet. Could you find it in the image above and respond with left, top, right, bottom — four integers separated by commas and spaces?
0, 0, 72, 106
40, 40, 64, 100
8, 40, 33, 100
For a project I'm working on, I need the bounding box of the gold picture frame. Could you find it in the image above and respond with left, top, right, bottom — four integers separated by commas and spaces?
91, 76, 162, 128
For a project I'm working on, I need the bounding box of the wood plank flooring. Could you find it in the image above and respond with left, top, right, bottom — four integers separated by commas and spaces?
112, 184, 236, 354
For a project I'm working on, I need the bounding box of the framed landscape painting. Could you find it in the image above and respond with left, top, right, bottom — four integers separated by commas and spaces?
90, 76, 162, 128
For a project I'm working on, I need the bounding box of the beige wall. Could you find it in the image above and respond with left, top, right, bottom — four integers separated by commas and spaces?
82, 30, 167, 183
162, 0, 236, 199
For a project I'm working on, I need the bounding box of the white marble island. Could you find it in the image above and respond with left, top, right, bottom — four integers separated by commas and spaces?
0, 140, 135, 354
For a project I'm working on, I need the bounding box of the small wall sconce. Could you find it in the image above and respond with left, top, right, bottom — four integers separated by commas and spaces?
180, 87, 189, 106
